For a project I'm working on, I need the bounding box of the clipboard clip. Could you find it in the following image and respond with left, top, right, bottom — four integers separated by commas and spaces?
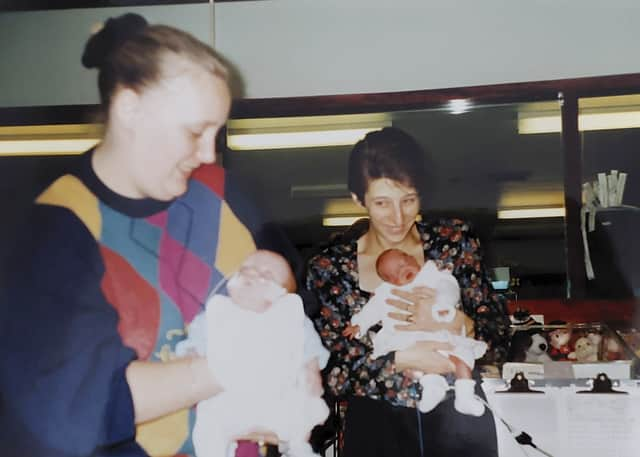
577, 372, 627, 394
497, 371, 543, 394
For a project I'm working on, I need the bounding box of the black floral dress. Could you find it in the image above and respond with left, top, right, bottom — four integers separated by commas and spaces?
305, 218, 510, 409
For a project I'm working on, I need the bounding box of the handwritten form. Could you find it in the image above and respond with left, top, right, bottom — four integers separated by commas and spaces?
483, 382, 640, 457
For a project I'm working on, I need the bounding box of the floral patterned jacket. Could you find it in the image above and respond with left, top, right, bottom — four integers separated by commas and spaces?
305, 219, 510, 408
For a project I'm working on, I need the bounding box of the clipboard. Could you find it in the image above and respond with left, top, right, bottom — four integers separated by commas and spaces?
577, 372, 627, 394
496, 371, 544, 394
482, 373, 640, 456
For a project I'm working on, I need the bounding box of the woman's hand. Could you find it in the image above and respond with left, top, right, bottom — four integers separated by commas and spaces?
386, 286, 474, 336
235, 429, 279, 445
394, 340, 455, 374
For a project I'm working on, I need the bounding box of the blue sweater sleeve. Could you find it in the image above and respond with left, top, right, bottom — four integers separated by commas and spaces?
0, 206, 138, 457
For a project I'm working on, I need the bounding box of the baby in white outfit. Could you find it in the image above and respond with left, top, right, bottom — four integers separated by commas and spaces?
344, 248, 487, 416
178, 250, 329, 457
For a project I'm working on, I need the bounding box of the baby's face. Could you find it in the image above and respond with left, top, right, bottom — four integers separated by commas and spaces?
379, 250, 420, 286
227, 251, 289, 312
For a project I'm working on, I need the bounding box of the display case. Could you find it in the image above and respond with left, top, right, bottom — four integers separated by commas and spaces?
502, 322, 640, 381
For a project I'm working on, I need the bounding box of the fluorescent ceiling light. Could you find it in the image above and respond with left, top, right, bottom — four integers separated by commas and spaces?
322, 215, 368, 227
227, 112, 391, 150
0, 123, 103, 156
497, 207, 566, 219
228, 128, 381, 150
518, 115, 562, 134
519, 111, 640, 134
448, 99, 471, 115
518, 95, 640, 134
0, 139, 100, 156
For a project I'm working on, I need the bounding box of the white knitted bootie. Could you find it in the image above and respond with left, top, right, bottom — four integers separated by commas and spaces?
454, 379, 485, 416
418, 374, 449, 413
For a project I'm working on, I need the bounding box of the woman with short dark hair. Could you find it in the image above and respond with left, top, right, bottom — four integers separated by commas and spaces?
306, 127, 510, 456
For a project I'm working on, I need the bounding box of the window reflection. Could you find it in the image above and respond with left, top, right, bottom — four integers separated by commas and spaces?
580, 94, 640, 299
225, 101, 566, 299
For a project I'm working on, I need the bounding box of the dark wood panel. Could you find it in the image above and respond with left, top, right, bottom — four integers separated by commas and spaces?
510, 298, 637, 324
3, 73, 640, 125
0, 105, 101, 126
561, 93, 586, 299
231, 73, 640, 118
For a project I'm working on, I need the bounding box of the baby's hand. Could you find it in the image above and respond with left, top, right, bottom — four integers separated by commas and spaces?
342, 324, 360, 339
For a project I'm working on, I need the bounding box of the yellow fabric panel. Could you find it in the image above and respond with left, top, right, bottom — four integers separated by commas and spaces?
35, 174, 101, 239
215, 202, 256, 276
136, 408, 190, 456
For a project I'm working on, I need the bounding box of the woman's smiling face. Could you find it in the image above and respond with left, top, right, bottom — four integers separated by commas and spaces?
361, 178, 420, 245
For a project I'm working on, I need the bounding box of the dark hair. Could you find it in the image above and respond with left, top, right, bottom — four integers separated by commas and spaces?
82, 13, 229, 110
347, 127, 428, 203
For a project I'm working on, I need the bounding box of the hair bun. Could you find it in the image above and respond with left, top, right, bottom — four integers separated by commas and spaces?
81, 13, 148, 69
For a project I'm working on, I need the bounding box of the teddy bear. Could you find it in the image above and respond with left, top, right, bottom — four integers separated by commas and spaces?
604, 336, 624, 360
547, 321, 576, 361
508, 329, 552, 363
573, 336, 599, 362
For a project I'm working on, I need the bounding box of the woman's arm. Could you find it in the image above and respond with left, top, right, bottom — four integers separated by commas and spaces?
306, 249, 455, 405
393, 220, 510, 362
0, 208, 141, 455
386, 286, 474, 334
126, 357, 221, 424
0, 207, 224, 456
306, 251, 398, 400
394, 341, 455, 373
350, 291, 387, 334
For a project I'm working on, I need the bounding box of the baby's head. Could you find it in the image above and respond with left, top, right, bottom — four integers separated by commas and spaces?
376, 249, 421, 286
227, 250, 296, 312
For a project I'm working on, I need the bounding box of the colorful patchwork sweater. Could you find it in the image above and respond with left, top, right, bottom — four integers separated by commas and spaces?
0, 150, 267, 457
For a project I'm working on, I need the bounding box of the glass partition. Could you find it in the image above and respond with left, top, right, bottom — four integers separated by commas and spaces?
4, 74, 640, 300
224, 100, 566, 299
579, 94, 640, 299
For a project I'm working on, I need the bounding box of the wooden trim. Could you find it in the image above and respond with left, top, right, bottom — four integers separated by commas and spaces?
561, 92, 586, 299
3, 73, 640, 125
509, 299, 637, 324
230, 73, 640, 118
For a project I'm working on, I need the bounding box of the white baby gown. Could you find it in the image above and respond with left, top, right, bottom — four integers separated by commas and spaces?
192, 293, 329, 457
351, 260, 487, 415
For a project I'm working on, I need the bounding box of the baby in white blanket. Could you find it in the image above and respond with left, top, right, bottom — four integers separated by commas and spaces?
343, 248, 487, 416
178, 250, 329, 457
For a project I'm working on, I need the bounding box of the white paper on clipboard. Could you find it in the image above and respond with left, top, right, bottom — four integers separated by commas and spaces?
482, 381, 640, 457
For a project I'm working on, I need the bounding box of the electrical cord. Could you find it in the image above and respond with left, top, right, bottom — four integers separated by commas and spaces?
415, 407, 424, 457
474, 394, 555, 457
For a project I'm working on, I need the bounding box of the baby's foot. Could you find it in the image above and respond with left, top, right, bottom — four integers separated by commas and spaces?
418, 374, 448, 413
454, 379, 485, 416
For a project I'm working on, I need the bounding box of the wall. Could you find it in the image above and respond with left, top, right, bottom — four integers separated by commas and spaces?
0, 4, 213, 107
215, 0, 640, 98
2, 1, 639, 106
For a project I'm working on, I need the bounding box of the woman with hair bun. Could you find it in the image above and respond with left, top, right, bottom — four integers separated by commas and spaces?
0, 13, 318, 457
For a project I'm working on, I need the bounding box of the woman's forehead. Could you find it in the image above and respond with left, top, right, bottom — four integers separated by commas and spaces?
366, 178, 417, 197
